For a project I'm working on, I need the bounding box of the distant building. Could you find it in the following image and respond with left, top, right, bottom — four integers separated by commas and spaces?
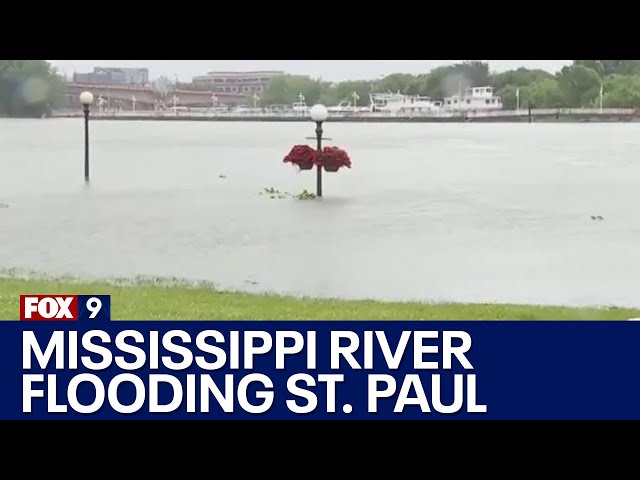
191, 71, 309, 94
73, 67, 149, 85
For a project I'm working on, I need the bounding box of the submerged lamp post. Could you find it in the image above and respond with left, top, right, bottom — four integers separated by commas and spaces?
283, 103, 350, 195
79, 91, 94, 183
310, 104, 329, 197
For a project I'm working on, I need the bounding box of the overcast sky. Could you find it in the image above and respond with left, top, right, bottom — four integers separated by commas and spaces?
48, 60, 573, 82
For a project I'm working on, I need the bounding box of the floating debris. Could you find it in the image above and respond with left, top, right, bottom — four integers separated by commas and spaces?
294, 189, 316, 200
259, 187, 316, 200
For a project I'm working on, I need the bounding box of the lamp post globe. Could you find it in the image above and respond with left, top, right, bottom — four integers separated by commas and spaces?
80, 91, 94, 107
310, 104, 328, 123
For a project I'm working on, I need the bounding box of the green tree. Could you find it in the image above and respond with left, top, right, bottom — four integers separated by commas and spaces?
0, 60, 64, 117
372, 73, 418, 94
423, 66, 455, 99
557, 65, 602, 107
261, 75, 327, 106
421, 61, 491, 99
573, 60, 640, 77
454, 61, 491, 88
329, 80, 372, 106
491, 68, 553, 91
525, 78, 564, 108
495, 85, 519, 109
229, 60, 640, 110
600, 74, 640, 107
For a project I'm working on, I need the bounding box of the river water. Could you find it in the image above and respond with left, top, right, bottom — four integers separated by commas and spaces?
1, 118, 639, 307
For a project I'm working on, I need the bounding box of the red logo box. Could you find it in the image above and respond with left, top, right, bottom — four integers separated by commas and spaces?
20, 295, 79, 321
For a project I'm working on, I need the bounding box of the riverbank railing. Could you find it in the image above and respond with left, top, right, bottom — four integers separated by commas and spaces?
50, 107, 639, 120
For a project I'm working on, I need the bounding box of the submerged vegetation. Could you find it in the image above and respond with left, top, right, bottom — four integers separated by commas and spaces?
259, 187, 316, 200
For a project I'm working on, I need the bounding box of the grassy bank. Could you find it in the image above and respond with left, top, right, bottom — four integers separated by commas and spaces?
1, 277, 638, 320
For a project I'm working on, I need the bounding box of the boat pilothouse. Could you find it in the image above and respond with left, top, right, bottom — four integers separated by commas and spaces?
442, 86, 502, 112
292, 101, 308, 113
292, 92, 309, 115
369, 91, 443, 115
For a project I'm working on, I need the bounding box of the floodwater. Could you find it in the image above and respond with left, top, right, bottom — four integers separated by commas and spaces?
1, 118, 639, 307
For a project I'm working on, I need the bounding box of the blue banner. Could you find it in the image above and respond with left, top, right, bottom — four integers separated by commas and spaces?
3, 312, 640, 420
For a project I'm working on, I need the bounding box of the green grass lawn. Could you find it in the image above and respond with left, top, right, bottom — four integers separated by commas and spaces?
1, 276, 638, 320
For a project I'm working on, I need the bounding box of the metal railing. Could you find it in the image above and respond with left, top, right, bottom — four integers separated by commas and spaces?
50, 107, 640, 120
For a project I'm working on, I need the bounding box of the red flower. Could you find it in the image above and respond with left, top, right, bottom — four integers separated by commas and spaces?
315, 146, 352, 170
283, 145, 317, 167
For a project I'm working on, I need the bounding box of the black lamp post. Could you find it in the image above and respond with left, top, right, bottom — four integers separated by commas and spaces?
309, 104, 329, 197
79, 91, 94, 183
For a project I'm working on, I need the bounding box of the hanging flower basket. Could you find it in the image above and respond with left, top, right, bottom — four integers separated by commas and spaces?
315, 146, 351, 172
323, 163, 341, 172
298, 161, 315, 170
283, 145, 318, 170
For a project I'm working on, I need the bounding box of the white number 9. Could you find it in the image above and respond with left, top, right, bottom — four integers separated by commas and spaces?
86, 297, 102, 318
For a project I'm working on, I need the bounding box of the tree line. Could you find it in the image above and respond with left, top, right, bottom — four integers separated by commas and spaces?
0, 60, 65, 117
260, 60, 640, 110
4, 60, 640, 117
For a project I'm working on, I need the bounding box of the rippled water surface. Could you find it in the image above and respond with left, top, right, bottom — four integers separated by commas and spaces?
1, 118, 639, 307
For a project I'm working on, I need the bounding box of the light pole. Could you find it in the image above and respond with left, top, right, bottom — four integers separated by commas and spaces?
97, 95, 105, 115
310, 104, 329, 197
352, 91, 360, 112
599, 82, 604, 113
172, 94, 179, 116
79, 91, 94, 183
